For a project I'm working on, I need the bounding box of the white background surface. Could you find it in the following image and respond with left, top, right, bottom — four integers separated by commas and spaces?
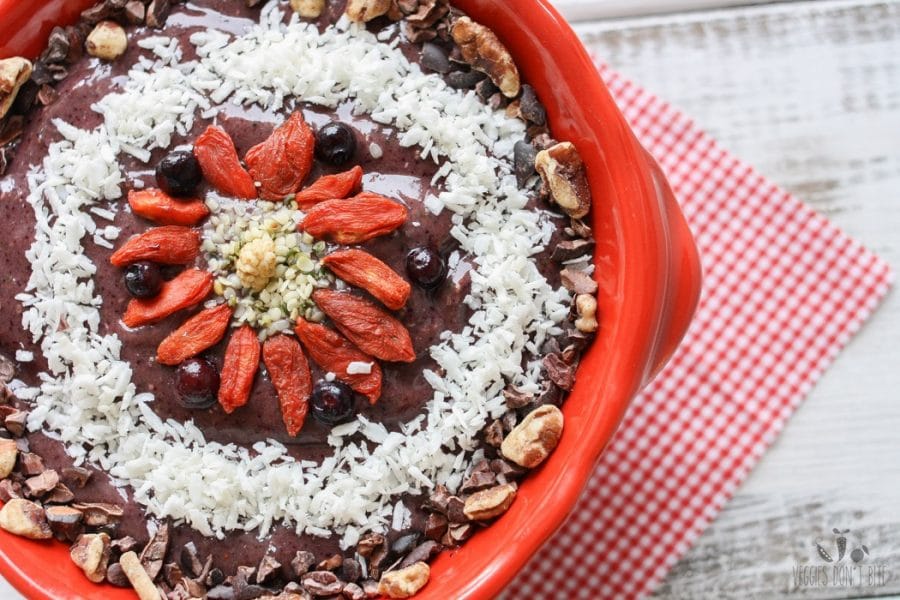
2, 1, 899, 598
569, 0, 900, 597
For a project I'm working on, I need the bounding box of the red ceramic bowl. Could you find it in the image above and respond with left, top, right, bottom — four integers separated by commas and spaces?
0, 1, 701, 598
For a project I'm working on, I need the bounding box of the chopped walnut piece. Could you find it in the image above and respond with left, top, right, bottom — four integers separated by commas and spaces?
462, 483, 517, 521
0, 498, 52, 539
86, 21, 128, 61
575, 293, 599, 333
450, 17, 520, 98
378, 562, 430, 598
0, 438, 17, 478
290, 0, 325, 18
535, 142, 592, 219
70, 532, 111, 583
0, 57, 32, 119
501, 404, 564, 468
345, 0, 391, 22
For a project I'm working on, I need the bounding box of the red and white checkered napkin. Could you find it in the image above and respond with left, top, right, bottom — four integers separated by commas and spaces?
507, 65, 894, 599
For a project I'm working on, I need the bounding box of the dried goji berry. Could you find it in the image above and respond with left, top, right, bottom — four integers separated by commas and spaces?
156, 304, 233, 366
312, 290, 415, 363
123, 269, 213, 328
262, 335, 312, 436
128, 188, 210, 226
293, 166, 363, 208
294, 318, 382, 404
322, 249, 410, 310
218, 325, 261, 414
298, 193, 408, 244
110, 226, 200, 267
245, 112, 315, 200
193, 125, 257, 200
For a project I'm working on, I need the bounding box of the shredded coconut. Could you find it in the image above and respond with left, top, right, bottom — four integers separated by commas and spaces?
346, 361, 374, 375
19, 5, 572, 545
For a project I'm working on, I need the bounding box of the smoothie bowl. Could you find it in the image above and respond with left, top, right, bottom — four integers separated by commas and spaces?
0, 1, 700, 598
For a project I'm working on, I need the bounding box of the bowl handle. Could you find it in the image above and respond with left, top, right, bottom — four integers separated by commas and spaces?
645, 152, 702, 382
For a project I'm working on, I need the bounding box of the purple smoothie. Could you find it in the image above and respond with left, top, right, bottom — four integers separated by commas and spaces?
0, 0, 565, 578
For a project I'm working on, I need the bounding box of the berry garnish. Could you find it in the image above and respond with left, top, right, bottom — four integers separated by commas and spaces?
175, 357, 220, 409
406, 246, 446, 288
156, 150, 202, 197
315, 122, 357, 166
310, 380, 355, 424
124, 261, 163, 299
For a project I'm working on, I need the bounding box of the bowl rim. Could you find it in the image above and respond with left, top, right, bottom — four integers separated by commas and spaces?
0, 1, 701, 599
418, 2, 699, 598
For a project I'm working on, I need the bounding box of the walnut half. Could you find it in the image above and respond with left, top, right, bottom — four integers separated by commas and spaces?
451, 17, 520, 98
535, 142, 592, 219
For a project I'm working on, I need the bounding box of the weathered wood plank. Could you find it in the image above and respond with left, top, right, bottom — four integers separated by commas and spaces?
554, 0, 794, 21
572, 1, 900, 598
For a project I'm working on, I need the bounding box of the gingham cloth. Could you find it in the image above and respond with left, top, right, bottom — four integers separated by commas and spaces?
506, 65, 894, 599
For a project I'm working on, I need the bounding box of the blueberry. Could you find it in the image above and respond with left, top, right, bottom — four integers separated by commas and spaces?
310, 380, 355, 424
406, 246, 446, 289
315, 122, 357, 166
175, 358, 219, 409
156, 150, 202, 197
124, 261, 163, 299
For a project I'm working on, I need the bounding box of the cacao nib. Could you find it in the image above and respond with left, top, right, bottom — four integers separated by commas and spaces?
513, 141, 538, 188
291, 550, 317, 577
543, 354, 576, 391
519, 84, 547, 126
399, 541, 441, 568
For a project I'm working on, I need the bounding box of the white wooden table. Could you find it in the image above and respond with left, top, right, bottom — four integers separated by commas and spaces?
558, 0, 900, 597
3, 1, 899, 598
